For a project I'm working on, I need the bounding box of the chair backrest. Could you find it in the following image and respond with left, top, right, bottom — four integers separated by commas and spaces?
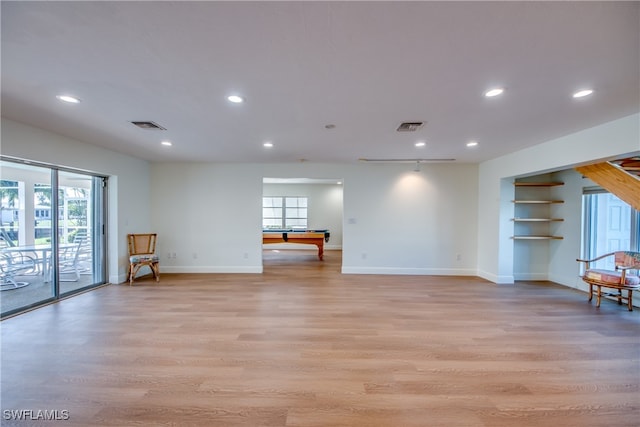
614, 251, 640, 269
128, 234, 157, 256
60, 241, 82, 262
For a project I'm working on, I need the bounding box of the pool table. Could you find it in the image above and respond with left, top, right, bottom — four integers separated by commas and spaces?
262, 229, 330, 260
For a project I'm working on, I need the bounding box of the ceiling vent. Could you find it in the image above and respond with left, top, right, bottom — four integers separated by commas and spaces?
396, 121, 425, 132
131, 121, 166, 130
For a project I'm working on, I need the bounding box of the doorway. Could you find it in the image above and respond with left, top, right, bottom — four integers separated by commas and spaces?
262, 177, 343, 270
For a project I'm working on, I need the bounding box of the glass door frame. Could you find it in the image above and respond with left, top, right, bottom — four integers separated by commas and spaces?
0, 156, 108, 318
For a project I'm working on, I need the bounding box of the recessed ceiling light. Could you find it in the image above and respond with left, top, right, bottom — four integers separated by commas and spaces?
161, 141, 172, 146
325, 124, 336, 129
263, 142, 273, 148
572, 89, 594, 98
337, 181, 342, 185
415, 141, 426, 147
227, 95, 244, 103
484, 88, 504, 98
466, 141, 479, 147
56, 95, 81, 103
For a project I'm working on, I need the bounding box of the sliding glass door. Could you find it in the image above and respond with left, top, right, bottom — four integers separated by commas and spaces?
0, 162, 54, 313
0, 159, 107, 317
56, 171, 106, 295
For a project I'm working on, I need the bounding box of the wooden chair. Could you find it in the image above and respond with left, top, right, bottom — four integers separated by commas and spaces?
576, 251, 640, 311
127, 233, 160, 285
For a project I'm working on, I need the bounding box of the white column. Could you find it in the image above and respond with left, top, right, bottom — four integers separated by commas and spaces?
19, 181, 36, 246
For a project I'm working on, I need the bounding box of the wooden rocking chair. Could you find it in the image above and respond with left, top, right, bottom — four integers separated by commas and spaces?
127, 233, 160, 285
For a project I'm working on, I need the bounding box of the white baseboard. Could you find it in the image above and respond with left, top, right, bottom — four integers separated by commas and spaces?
341, 266, 477, 276
477, 269, 514, 284
161, 266, 263, 274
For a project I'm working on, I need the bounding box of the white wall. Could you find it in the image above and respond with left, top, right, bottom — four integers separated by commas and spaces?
263, 182, 343, 249
341, 163, 478, 275
547, 169, 592, 289
6, 113, 636, 287
150, 163, 263, 273
151, 162, 479, 276
478, 113, 640, 284
1, 118, 151, 283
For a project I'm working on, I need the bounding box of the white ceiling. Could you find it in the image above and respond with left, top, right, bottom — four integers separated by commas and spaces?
2, 1, 638, 164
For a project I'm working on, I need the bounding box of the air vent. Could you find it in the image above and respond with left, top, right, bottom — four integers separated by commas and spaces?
131, 121, 166, 130
396, 121, 425, 132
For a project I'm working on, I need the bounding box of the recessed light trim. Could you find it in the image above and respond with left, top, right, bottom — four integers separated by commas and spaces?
572, 89, 593, 98
56, 95, 81, 103
415, 141, 426, 147
484, 88, 504, 98
263, 142, 273, 148
466, 141, 479, 147
227, 95, 244, 103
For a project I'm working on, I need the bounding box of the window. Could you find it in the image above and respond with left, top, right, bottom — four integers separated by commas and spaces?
582, 189, 639, 270
263, 196, 307, 229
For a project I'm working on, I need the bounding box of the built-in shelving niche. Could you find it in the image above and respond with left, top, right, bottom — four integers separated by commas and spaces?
512, 181, 564, 240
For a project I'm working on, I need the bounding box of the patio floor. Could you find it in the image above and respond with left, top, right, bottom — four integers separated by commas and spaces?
1, 273, 102, 315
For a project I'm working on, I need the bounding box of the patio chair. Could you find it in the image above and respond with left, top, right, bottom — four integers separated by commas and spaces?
0, 251, 37, 291
576, 251, 640, 311
58, 241, 82, 282
72, 231, 93, 275
127, 233, 160, 285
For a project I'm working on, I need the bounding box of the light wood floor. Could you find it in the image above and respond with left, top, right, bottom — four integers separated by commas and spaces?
1, 250, 639, 426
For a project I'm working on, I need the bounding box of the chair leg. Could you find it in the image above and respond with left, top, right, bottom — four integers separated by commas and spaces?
588, 283, 593, 302
128, 262, 159, 285
150, 262, 160, 282
596, 286, 602, 307
628, 290, 633, 311
617, 289, 623, 305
